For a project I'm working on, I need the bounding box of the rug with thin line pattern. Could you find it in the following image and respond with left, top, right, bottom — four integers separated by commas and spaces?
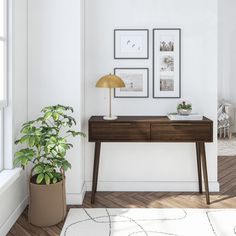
60, 208, 236, 236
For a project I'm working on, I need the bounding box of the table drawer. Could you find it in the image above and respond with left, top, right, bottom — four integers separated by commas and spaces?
89, 122, 150, 141
151, 123, 213, 142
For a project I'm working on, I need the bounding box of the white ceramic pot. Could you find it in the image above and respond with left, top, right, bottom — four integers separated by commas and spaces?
177, 109, 192, 115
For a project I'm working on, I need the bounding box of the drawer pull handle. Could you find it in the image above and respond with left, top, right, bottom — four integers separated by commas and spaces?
172, 123, 193, 126
108, 123, 132, 126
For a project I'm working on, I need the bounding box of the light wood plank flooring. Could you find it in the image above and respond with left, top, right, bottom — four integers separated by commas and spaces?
8, 156, 236, 236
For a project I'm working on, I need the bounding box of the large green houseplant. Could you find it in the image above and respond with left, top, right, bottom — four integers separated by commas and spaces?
14, 104, 85, 226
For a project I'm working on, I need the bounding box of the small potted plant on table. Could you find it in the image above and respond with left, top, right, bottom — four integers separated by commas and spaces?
14, 105, 85, 227
177, 101, 192, 115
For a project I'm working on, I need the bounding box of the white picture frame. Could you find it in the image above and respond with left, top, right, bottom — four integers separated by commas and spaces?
114, 29, 149, 59
114, 68, 149, 98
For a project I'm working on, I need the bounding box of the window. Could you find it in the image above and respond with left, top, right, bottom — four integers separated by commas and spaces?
0, 0, 7, 171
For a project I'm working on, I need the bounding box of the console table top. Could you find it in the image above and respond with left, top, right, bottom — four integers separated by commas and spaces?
89, 116, 212, 123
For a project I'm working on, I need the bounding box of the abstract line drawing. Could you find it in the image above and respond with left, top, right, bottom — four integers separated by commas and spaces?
205, 209, 236, 236
62, 209, 236, 236
63, 208, 186, 236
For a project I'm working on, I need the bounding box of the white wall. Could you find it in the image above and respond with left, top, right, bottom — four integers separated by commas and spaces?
218, 0, 236, 131
0, 0, 28, 235
218, 0, 236, 103
28, 0, 85, 204
27, 0, 218, 201
85, 0, 218, 191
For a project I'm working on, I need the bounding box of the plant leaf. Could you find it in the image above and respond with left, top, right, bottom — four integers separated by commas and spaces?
21, 126, 31, 134
67, 130, 86, 137
36, 173, 44, 184
44, 111, 52, 120
52, 112, 59, 121
29, 136, 35, 147
13, 157, 21, 167
20, 135, 30, 144
34, 165, 44, 174
45, 174, 50, 185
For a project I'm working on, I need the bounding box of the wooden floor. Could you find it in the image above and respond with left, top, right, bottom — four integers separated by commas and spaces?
8, 156, 236, 236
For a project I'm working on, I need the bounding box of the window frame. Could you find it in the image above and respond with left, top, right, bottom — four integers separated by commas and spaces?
0, 0, 8, 172
0, 111, 3, 170
0, 0, 8, 108
1, 0, 14, 171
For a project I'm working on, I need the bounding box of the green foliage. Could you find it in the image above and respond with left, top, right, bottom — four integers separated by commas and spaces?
177, 101, 192, 111
14, 105, 85, 185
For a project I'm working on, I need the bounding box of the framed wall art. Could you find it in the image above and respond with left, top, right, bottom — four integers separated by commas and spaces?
114, 29, 149, 59
153, 28, 181, 98
114, 68, 149, 98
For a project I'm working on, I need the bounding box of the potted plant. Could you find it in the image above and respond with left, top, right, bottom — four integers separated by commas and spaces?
14, 105, 85, 227
177, 101, 192, 115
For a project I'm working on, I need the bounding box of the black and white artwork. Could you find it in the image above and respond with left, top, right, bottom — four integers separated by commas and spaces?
114, 29, 149, 59
153, 29, 181, 98
160, 76, 174, 91
160, 36, 174, 51
120, 74, 143, 92
120, 37, 143, 53
160, 55, 174, 72
114, 68, 149, 98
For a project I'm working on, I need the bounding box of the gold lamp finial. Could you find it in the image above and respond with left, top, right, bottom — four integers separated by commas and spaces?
96, 74, 125, 120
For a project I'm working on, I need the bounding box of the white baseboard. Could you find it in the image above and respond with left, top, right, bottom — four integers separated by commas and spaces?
0, 196, 28, 236
66, 183, 87, 205
85, 181, 220, 192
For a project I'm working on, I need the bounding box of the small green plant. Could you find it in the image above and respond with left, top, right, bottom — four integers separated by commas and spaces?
14, 105, 85, 185
177, 101, 192, 111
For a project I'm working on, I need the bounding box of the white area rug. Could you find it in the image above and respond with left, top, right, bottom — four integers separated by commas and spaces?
61, 208, 236, 236
218, 136, 236, 156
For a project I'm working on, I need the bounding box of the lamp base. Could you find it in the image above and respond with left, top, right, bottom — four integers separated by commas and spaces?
103, 116, 118, 120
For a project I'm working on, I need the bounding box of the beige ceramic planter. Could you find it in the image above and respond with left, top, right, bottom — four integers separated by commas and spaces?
28, 176, 66, 227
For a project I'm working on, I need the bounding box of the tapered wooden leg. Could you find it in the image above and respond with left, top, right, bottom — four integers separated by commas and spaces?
195, 142, 202, 193
199, 142, 210, 205
91, 142, 101, 204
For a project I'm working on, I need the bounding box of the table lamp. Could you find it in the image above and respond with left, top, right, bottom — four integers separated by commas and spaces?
96, 74, 125, 120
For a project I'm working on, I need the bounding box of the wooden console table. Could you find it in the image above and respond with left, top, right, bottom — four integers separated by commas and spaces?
88, 116, 213, 204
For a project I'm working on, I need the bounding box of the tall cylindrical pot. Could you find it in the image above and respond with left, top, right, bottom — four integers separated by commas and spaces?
28, 177, 66, 227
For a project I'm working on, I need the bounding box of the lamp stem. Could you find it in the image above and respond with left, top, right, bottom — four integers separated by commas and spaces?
103, 88, 117, 120
109, 88, 112, 118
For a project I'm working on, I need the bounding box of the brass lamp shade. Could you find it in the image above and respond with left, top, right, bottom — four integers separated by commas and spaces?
95, 74, 125, 120
96, 74, 125, 88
